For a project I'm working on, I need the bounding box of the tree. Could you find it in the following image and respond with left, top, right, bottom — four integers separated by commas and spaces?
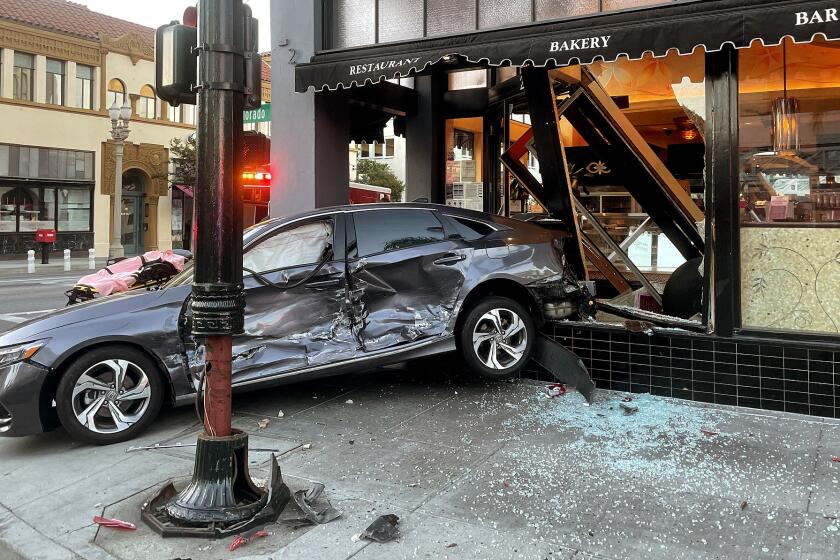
356, 159, 405, 202
169, 135, 197, 188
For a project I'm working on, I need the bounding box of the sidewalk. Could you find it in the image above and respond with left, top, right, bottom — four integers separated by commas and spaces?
0, 258, 108, 278
1, 362, 838, 559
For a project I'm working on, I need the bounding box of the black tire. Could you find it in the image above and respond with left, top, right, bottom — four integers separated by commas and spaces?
55, 345, 164, 445
458, 296, 535, 379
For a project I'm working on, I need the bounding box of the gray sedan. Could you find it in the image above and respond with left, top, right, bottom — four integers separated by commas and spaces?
0, 203, 581, 444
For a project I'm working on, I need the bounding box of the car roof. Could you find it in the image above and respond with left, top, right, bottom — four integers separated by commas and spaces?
248, 202, 516, 236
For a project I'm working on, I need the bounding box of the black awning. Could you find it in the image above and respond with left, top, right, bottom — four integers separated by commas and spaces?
296, 0, 840, 92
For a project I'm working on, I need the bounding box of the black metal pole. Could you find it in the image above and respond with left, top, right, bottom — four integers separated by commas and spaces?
142, 0, 290, 537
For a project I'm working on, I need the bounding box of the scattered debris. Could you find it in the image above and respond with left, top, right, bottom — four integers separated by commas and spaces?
228, 528, 269, 551
446, 543, 458, 548
740, 500, 748, 510
125, 442, 192, 453
700, 429, 719, 437
358, 514, 400, 543
92, 516, 136, 530
288, 483, 341, 526
531, 334, 596, 404
302, 443, 312, 450
545, 383, 567, 398
348, 440, 355, 445
92, 503, 102, 509
408, 482, 420, 487
619, 401, 639, 414
346, 399, 354, 404
277, 410, 285, 418
622, 396, 633, 402
257, 418, 270, 429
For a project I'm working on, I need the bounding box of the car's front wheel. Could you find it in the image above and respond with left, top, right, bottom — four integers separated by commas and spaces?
459, 296, 534, 379
55, 346, 164, 445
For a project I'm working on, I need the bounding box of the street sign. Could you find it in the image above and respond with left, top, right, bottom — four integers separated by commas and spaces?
244, 103, 270, 123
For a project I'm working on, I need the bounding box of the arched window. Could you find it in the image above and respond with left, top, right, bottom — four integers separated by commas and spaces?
107, 78, 126, 108
138, 84, 156, 119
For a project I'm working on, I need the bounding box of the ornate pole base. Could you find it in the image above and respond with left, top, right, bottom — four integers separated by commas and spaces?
141, 430, 291, 538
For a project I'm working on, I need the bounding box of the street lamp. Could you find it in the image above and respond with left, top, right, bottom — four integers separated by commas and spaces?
108, 99, 132, 258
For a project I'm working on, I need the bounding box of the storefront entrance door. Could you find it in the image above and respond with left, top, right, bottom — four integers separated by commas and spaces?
121, 192, 143, 256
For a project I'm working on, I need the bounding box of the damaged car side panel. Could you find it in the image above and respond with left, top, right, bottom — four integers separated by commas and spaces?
346, 209, 471, 352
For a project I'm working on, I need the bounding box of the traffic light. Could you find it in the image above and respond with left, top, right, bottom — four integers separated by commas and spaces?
154, 4, 261, 109
154, 8, 197, 107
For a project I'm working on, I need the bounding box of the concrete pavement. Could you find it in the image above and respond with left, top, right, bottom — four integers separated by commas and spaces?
1, 363, 839, 559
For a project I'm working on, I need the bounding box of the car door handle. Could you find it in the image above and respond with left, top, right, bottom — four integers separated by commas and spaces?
306, 278, 342, 289
433, 253, 466, 265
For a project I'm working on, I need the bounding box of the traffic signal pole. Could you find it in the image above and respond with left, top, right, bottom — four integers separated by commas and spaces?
190, 0, 245, 437
142, 0, 290, 537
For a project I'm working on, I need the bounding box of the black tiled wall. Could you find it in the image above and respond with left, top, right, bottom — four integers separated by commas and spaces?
528, 324, 838, 418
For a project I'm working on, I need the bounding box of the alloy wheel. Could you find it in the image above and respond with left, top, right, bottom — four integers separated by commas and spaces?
71, 359, 152, 434
472, 308, 528, 370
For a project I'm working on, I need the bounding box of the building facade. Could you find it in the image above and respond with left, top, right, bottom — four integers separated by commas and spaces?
0, 0, 196, 258
272, 0, 840, 418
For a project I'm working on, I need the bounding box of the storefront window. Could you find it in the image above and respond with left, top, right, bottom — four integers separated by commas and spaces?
58, 188, 91, 231
445, 117, 483, 211
739, 38, 840, 334
17, 187, 56, 232
575, 50, 706, 274
0, 187, 16, 233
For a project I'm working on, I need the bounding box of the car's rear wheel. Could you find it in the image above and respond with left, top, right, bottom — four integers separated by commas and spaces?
55, 346, 164, 445
459, 297, 534, 379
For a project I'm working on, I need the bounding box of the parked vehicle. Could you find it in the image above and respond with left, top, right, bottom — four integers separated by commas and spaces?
0, 203, 584, 444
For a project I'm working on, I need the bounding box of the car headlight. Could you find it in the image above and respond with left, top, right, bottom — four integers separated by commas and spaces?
0, 341, 46, 368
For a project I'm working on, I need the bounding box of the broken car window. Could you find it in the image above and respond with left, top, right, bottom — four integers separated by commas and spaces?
243, 221, 333, 274
353, 209, 445, 257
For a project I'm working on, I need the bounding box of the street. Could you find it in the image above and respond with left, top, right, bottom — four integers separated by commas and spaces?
0, 270, 81, 332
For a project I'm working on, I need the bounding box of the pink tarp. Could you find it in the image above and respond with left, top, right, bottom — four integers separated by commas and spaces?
76, 250, 186, 296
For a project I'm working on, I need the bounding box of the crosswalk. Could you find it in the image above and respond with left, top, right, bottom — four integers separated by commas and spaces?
0, 275, 77, 286
0, 309, 56, 324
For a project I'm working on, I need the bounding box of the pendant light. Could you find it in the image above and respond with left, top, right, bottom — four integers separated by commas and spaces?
772, 39, 800, 154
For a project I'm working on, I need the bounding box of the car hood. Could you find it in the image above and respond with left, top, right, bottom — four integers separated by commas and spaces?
0, 287, 188, 346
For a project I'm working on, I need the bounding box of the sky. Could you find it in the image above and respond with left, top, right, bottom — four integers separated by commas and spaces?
78, 0, 272, 53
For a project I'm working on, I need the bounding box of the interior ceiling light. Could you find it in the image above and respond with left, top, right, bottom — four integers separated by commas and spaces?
674, 116, 699, 141
772, 38, 800, 155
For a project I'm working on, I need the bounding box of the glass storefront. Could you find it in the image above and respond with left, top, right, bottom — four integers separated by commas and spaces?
445, 117, 484, 210
0, 143, 94, 256
739, 38, 840, 334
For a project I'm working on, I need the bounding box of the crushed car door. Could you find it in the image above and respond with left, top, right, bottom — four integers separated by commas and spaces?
347, 208, 471, 352
231, 214, 356, 384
